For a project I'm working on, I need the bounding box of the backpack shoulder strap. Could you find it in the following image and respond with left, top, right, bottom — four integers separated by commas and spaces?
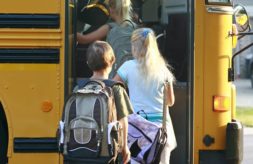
76, 78, 89, 89
122, 19, 136, 29
103, 79, 125, 89
76, 78, 105, 89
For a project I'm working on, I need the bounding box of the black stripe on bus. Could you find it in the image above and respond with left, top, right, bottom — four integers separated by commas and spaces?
14, 138, 58, 153
0, 49, 59, 63
0, 14, 59, 28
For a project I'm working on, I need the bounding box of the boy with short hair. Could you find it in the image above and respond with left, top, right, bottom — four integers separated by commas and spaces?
86, 40, 133, 164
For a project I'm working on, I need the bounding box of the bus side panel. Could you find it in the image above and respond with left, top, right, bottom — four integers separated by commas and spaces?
195, 1, 233, 163
203, 13, 232, 149
0, 0, 65, 163
9, 154, 59, 164
194, 1, 205, 162
0, 65, 61, 136
0, 0, 61, 13
0, 51, 62, 164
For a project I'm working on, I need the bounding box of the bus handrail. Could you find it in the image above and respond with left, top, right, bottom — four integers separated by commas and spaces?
229, 31, 253, 81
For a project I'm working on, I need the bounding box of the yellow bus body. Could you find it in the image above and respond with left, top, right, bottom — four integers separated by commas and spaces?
0, 0, 241, 163
194, 1, 235, 163
0, 0, 65, 163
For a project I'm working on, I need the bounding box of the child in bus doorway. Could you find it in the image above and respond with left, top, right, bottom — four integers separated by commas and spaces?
113, 28, 177, 164
86, 40, 133, 164
77, 0, 135, 78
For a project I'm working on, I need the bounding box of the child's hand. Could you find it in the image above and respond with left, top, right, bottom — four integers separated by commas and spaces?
122, 146, 131, 164
76, 32, 83, 43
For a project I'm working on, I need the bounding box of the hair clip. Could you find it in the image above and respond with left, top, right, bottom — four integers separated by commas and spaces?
141, 29, 151, 38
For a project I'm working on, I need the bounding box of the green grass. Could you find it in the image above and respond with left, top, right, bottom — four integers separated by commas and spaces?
236, 107, 253, 127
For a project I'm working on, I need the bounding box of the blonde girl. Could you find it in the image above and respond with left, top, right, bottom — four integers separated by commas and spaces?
114, 28, 177, 164
77, 0, 134, 77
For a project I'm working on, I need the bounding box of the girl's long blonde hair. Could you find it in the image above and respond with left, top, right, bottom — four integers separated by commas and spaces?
131, 28, 174, 86
109, 0, 132, 22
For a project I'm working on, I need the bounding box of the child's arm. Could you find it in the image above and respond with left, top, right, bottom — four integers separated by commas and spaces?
113, 74, 124, 83
112, 85, 133, 163
76, 24, 109, 44
165, 82, 175, 107
119, 117, 131, 164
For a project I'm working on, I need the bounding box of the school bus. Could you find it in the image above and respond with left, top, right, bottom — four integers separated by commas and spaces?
0, 0, 250, 163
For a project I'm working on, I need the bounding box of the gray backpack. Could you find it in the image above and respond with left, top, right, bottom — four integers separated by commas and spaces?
59, 80, 124, 163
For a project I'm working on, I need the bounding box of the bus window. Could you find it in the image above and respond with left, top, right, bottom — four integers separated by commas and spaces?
139, 0, 189, 82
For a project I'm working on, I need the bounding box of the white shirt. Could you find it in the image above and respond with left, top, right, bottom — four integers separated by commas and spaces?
118, 60, 177, 152
117, 60, 171, 114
